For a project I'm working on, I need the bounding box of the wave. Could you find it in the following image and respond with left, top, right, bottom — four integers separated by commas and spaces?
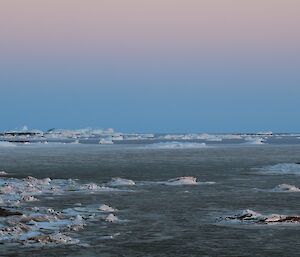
146, 142, 207, 149
256, 163, 300, 175
153, 176, 215, 186
0, 141, 16, 147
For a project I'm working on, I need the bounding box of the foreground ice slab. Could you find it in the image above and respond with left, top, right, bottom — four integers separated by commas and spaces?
217, 209, 300, 225
0, 175, 123, 246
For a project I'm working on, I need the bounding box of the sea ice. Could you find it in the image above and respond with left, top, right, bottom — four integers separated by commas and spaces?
0, 175, 123, 246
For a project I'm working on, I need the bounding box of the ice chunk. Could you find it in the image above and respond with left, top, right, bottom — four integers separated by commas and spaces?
109, 178, 135, 186
99, 139, 114, 145
244, 137, 265, 145
273, 184, 300, 192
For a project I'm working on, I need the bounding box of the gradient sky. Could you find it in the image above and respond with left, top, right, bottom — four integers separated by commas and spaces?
0, 0, 299, 132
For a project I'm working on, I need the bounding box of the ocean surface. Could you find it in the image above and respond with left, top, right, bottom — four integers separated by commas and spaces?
1, 134, 300, 256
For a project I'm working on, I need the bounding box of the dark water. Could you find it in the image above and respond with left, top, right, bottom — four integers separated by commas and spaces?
1, 144, 300, 256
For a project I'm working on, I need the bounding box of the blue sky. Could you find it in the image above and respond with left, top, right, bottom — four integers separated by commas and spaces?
1, 54, 299, 133
0, 1, 299, 133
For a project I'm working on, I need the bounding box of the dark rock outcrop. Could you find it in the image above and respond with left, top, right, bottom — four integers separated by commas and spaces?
0, 207, 22, 217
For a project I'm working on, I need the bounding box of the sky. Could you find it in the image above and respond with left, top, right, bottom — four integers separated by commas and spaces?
0, 0, 299, 133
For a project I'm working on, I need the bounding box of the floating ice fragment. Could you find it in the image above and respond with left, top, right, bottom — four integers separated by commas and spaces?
244, 137, 265, 145
99, 204, 116, 212
105, 214, 119, 223
163, 176, 198, 185
28, 232, 80, 245
80, 183, 101, 190
21, 196, 39, 202
99, 138, 114, 145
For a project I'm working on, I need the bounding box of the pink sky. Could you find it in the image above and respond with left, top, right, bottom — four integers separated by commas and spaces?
1, 0, 299, 58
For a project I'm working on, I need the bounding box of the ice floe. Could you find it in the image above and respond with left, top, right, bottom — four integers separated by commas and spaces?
272, 184, 300, 192
243, 137, 266, 145
79, 183, 116, 192
105, 213, 120, 223
99, 204, 116, 212
163, 176, 198, 185
99, 138, 114, 145
0, 175, 124, 246
217, 209, 300, 225
0, 205, 86, 245
156, 176, 215, 186
0, 171, 8, 175
26, 232, 80, 245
